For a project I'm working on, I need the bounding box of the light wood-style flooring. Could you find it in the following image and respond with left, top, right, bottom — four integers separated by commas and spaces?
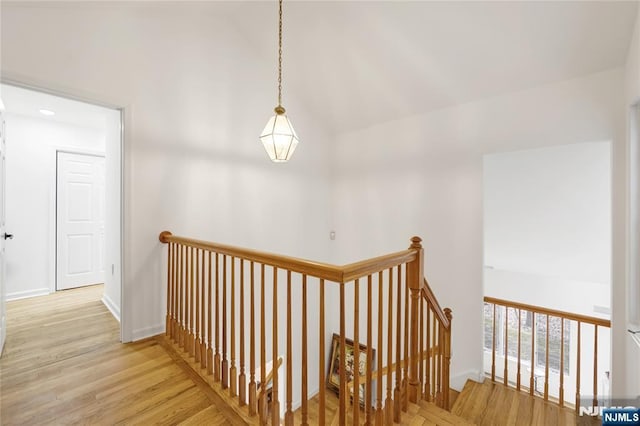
0, 285, 242, 425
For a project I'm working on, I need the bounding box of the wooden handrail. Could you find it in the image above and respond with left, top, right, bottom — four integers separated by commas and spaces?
422, 279, 450, 329
159, 231, 416, 283
257, 357, 283, 399
159, 231, 454, 423
484, 296, 611, 328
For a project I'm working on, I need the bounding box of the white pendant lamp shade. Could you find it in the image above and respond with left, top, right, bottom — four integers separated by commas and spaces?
260, 107, 299, 162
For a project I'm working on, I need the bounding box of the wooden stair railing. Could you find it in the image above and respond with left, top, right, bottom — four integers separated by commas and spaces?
484, 297, 611, 415
159, 231, 452, 425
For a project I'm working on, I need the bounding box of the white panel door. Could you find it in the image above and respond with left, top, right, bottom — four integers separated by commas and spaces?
56, 152, 105, 290
0, 106, 7, 355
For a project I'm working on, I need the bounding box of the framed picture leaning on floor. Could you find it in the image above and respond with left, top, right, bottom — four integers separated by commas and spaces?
327, 333, 375, 406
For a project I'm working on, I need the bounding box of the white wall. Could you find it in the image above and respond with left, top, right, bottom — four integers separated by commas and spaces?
4, 113, 105, 299
0, 3, 333, 404
623, 5, 640, 398
331, 69, 624, 390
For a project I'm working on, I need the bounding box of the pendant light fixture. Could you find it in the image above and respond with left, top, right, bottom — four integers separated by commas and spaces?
259, 0, 299, 162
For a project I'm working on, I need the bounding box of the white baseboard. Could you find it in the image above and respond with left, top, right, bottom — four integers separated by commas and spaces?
101, 294, 121, 322
131, 324, 165, 341
450, 369, 484, 391
7, 287, 50, 301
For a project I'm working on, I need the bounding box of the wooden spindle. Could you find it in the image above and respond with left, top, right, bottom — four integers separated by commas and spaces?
222, 255, 228, 389
386, 270, 394, 425
544, 315, 549, 400
214, 253, 221, 382
419, 296, 424, 400
431, 310, 436, 402
179, 245, 185, 347
188, 246, 194, 356
517, 309, 521, 391
207, 251, 213, 375
530, 312, 535, 396
491, 303, 496, 381
576, 321, 581, 414
249, 262, 257, 416
259, 264, 267, 423
166, 242, 172, 337
301, 274, 308, 426
319, 278, 325, 426
353, 278, 360, 426
285, 271, 293, 426
375, 272, 383, 425
272, 267, 280, 426
338, 282, 346, 426
365, 275, 373, 425
504, 307, 509, 386
559, 318, 564, 406
402, 266, 409, 411
173, 243, 179, 341
201, 249, 207, 368
425, 304, 431, 401
394, 268, 402, 422
230, 257, 237, 397
195, 249, 201, 364
593, 325, 598, 408
239, 260, 246, 405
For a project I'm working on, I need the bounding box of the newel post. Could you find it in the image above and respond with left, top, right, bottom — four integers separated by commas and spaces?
407, 236, 424, 403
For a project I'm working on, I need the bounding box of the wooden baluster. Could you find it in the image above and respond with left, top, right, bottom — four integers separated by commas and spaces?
504, 307, 509, 386
353, 278, 360, 426
419, 295, 423, 400
443, 309, 452, 410
214, 253, 221, 382
207, 251, 213, 375
285, 271, 293, 426
425, 304, 431, 401
272, 267, 280, 426
365, 275, 373, 426
386, 269, 394, 425
222, 255, 228, 389
239, 260, 246, 405
201, 249, 207, 368
339, 282, 346, 426
437, 323, 443, 406
230, 257, 237, 397
517, 309, 521, 391
166, 242, 172, 337
431, 313, 440, 402
491, 303, 496, 381
319, 278, 326, 426
301, 274, 308, 426
375, 271, 383, 426
179, 245, 185, 347
559, 318, 564, 407
173, 243, 179, 342
259, 264, 267, 424
394, 268, 401, 422
188, 246, 194, 356
575, 321, 581, 414
544, 315, 549, 400
402, 266, 409, 410
249, 262, 257, 416
195, 249, 201, 363
593, 325, 598, 409
530, 312, 535, 396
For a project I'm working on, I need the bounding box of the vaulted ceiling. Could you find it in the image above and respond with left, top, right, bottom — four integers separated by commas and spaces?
223, 0, 638, 134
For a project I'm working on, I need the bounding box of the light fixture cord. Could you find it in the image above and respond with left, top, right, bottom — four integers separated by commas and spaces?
277, 0, 283, 108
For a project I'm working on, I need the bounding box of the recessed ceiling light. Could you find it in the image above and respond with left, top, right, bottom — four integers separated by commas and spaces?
39, 109, 55, 116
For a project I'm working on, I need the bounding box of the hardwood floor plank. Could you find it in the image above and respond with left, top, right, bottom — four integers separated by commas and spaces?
0, 285, 243, 425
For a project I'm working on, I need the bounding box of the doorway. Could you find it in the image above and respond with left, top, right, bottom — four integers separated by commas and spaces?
0, 83, 123, 341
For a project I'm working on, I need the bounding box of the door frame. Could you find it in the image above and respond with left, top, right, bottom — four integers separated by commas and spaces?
53, 149, 106, 293
1, 78, 128, 342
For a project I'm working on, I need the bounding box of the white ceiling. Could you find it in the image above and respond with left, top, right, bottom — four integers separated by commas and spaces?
222, 0, 638, 134
0, 84, 114, 131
